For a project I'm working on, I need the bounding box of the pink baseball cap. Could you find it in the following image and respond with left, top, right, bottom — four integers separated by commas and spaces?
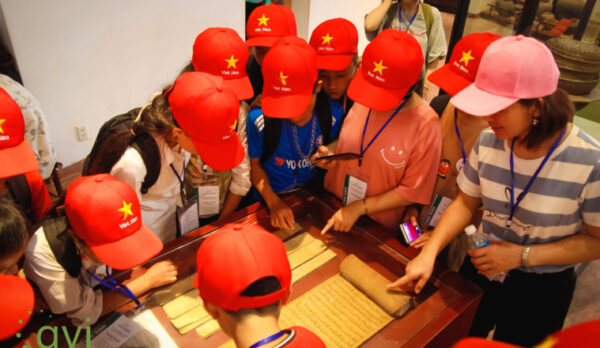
194, 223, 291, 311
261, 36, 318, 119
193, 27, 254, 100
65, 174, 163, 270
0, 87, 38, 179
309, 18, 358, 71
168, 72, 244, 171
246, 4, 297, 47
428, 32, 502, 96
451, 35, 560, 116
347, 29, 423, 111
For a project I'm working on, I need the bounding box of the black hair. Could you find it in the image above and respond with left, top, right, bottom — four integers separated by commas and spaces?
225, 276, 283, 319
518, 88, 573, 149
0, 198, 28, 257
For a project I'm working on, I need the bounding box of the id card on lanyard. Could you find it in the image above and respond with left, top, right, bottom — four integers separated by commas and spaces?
343, 169, 369, 205
172, 162, 200, 236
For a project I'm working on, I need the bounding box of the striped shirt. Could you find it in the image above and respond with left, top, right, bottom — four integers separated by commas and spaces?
457, 125, 600, 273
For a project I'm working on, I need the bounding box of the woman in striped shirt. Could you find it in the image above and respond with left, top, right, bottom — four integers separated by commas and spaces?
389, 35, 600, 346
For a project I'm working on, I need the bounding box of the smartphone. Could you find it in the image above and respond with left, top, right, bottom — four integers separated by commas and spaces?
399, 221, 422, 245
314, 152, 361, 162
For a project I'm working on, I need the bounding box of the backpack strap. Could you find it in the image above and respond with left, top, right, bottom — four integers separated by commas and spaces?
260, 116, 283, 164
43, 217, 82, 278
422, 2, 433, 39
429, 94, 451, 118
6, 174, 32, 218
315, 91, 332, 145
130, 132, 161, 194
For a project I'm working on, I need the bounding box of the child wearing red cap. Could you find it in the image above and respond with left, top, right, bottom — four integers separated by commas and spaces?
194, 223, 325, 347
0, 87, 52, 224
391, 36, 600, 346
309, 18, 358, 120
318, 30, 441, 234
405, 32, 501, 271
364, 0, 447, 101
247, 36, 343, 230
177, 27, 254, 224
245, 3, 297, 105
87, 72, 245, 242
24, 174, 178, 326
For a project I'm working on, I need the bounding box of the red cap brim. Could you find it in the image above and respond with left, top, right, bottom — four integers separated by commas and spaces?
347, 69, 408, 111
316, 54, 354, 71
450, 83, 518, 116
428, 64, 473, 96
246, 36, 279, 47
193, 134, 245, 171
0, 275, 34, 340
0, 140, 38, 179
90, 223, 163, 270
262, 90, 312, 119
223, 76, 254, 100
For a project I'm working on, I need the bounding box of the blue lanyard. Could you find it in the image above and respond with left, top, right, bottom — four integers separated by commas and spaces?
87, 265, 142, 308
398, 2, 420, 32
170, 162, 186, 201
507, 127, 566, 228
454, 108, 467, 165
249, 330, 289, 348
359, 98, 409, 166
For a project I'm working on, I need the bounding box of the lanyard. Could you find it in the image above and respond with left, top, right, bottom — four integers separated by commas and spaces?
398, 2, 420, 32
454, 108, 467, 165
87, 266, 141, 308
170, 162, 186, 201
507, 127, 566, 228
249, 330, 289, 348
359, 98, 409, 166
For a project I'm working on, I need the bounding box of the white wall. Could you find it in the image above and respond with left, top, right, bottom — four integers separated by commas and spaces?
0, 0, 244, 166
307, 0, 379, 57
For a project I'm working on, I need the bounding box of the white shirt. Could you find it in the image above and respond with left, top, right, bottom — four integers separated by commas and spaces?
111, 134, 186, 243
24, 227, 107, 326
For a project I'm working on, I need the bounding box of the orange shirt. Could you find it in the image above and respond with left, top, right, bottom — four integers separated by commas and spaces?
325, 101, 441, 230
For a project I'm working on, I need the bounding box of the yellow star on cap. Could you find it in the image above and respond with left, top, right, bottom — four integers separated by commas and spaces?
0, 119, 5, 133
321, 33, 333, 45
225, 54, 239, 69
257, 14, 270, 26
229, 119, 238, 133
459, 50, 475, 66
279, 71, 288, 86
372, 59, 388, 76
118, 201, 134, 220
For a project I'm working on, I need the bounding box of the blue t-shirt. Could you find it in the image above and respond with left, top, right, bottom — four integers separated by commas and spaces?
247, 104, 342, 194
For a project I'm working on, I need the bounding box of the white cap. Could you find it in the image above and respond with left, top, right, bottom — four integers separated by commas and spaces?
464, 225, 477, 236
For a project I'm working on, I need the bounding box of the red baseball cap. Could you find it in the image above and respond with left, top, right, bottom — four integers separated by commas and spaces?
246, 4, 297, 47
193, 27, 254, 100
309, 18, 358, 71
193, 223, 292, 311
0, 87, 38, 179
428, 32, 502, 96
261, 36, 318, 119
168, 72, 244, 171
65, 174, 163, 270
0, 274, 34, 340
347, 29, 423, 111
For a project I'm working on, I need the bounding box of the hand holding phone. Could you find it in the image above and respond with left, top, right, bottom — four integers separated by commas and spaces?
314, 152, 361, 162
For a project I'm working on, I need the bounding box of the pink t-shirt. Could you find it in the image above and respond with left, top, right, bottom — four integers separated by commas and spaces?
324, 101, 441, 230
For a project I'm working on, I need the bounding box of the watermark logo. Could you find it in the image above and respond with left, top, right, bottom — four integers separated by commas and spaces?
16, 310, 92, 348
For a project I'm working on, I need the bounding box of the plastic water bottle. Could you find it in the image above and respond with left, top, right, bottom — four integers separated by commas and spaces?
464, 225, 507, 283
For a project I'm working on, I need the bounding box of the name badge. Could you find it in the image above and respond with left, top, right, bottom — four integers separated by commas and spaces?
177, 199, 199, 237
343, 174, 368, 205
424, 194, 453, 227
